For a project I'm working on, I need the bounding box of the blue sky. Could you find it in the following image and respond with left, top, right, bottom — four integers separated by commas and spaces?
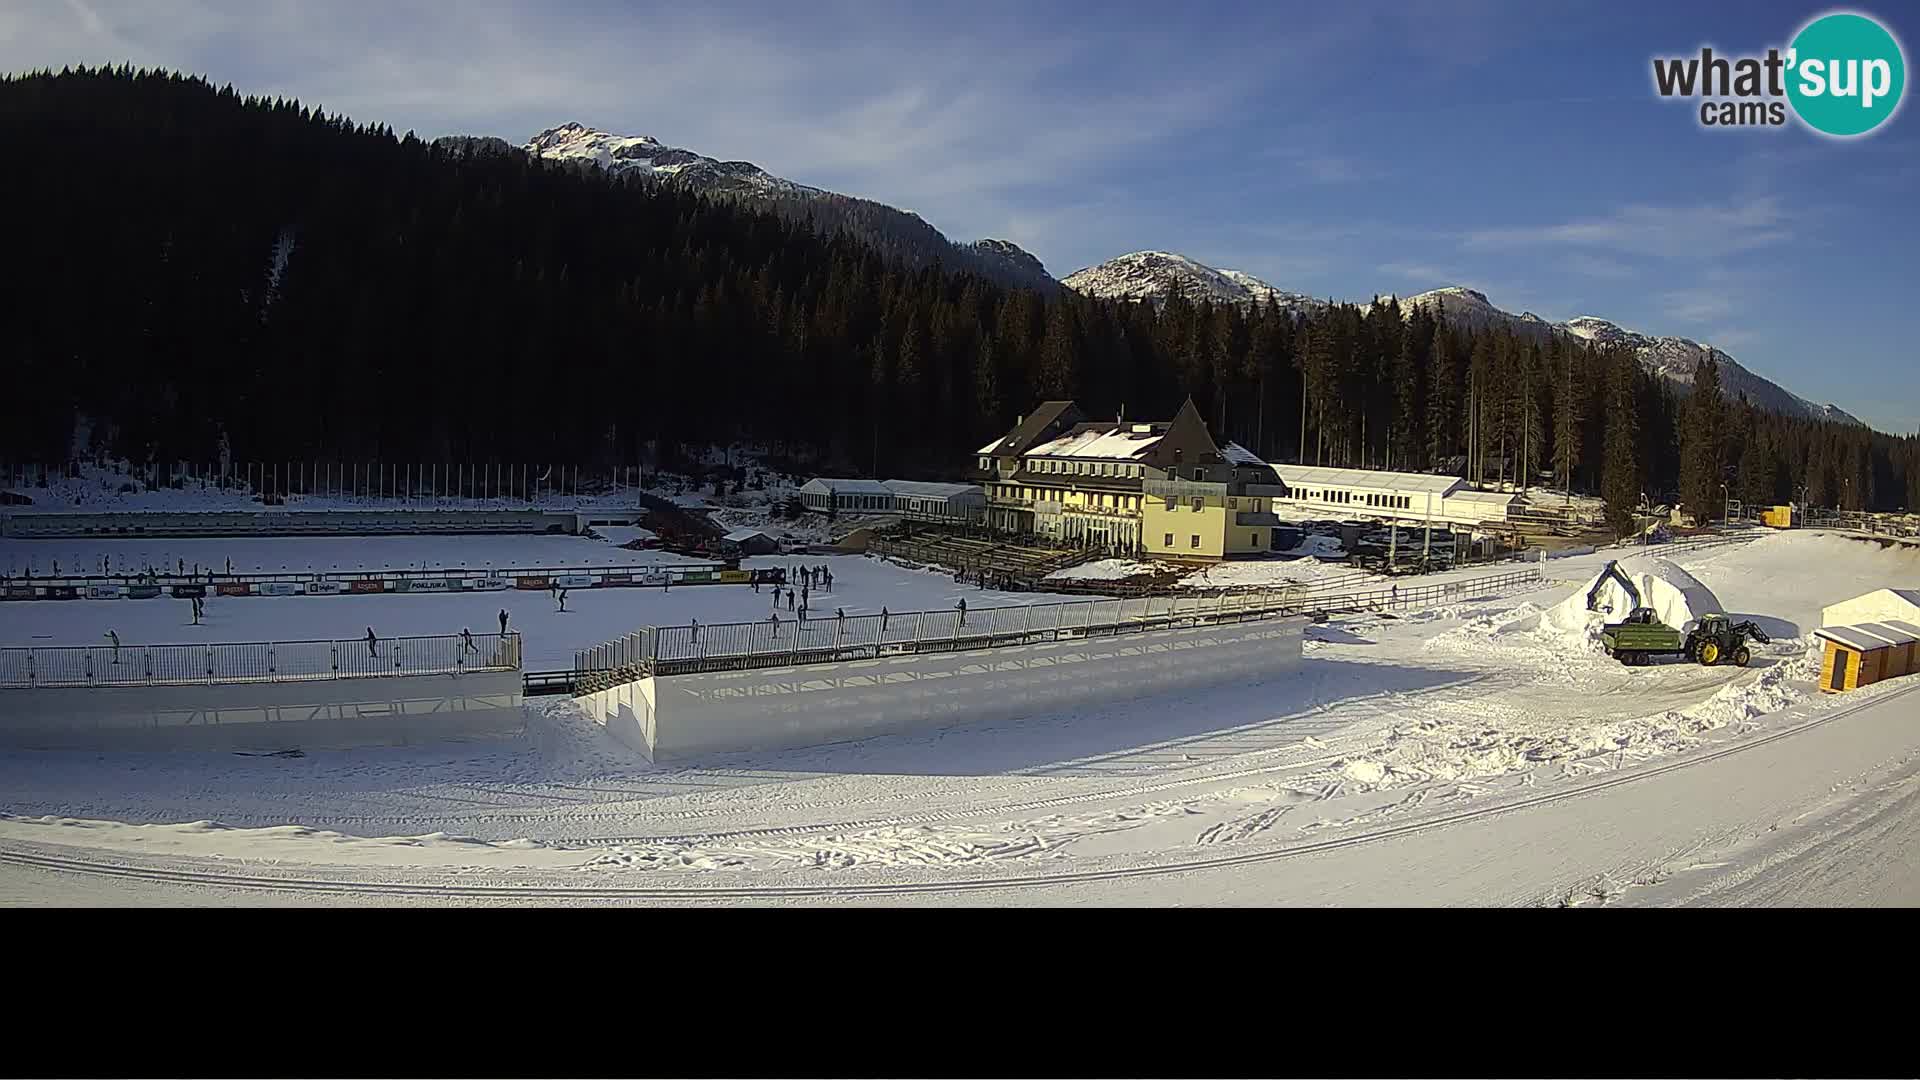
5, 0, 1917, 431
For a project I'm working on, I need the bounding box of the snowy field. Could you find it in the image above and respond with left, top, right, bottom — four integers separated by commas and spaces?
0, 544, 1089, 668
0, 532, 706, 579
3, 528, 1918, 905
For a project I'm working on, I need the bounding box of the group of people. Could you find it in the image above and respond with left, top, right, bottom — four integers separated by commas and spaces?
7, 555, 236, 583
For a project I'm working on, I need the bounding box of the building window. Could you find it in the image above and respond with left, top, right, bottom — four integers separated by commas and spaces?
1192, 468, 1204, 482
1164, 496, 1176, 511
1164, 533, 1173, 546
1174, 449, 1184, 464
1190, 534, 1201, 549
1252, 532, 1261, 547
1228, 497, 1237, 510
1191, 497, 1203, 512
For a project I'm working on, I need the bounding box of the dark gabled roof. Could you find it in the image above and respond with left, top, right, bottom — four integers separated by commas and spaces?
979, 400, 1084, 457
1138, 396, 1223, 469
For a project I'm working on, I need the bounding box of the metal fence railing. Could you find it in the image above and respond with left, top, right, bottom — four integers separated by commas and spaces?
0, 632, 521, 689
571, 566, 1545, 688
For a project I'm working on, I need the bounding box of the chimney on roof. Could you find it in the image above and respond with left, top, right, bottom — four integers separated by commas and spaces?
1016, 414, 1024, 426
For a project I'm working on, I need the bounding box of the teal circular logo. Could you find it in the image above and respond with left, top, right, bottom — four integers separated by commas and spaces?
1787, 12, 1906, 136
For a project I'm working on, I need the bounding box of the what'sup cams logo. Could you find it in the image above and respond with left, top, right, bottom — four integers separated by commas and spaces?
1653, 10, 1906, 136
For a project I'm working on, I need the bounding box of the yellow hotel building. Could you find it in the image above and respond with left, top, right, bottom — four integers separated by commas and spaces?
972, 399, 1290, 561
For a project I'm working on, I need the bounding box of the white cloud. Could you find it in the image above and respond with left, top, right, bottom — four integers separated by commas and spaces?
1462, 196, 1792, 259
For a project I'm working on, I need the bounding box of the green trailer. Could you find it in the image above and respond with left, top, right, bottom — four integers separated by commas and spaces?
1600, 609, 1770, 667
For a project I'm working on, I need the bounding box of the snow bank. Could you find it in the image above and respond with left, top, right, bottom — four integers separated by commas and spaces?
1549, 557, 1723, 634
1046, 558, 1158, 582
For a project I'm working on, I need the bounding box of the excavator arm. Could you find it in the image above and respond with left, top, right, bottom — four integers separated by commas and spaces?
1586, 560, 1642, 614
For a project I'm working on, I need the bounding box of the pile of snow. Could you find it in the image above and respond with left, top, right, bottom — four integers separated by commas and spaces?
1046, 558, 1158, 582
1546, 557, 1723, 635
1283, 534, 1346, 558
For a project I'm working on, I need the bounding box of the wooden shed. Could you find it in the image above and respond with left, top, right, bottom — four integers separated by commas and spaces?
1814, 621, 1920, 693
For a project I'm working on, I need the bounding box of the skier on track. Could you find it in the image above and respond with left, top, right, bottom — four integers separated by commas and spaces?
365, 627, 379, 658
690, 617, 700, 645
499, 608, 509, 636
461, 628, 478, 654
557, 587, 568, 613
106, 629, 120, 664
788, 590, 795, 613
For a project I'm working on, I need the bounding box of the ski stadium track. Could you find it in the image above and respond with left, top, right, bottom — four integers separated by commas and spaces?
4, 681, 1911, 903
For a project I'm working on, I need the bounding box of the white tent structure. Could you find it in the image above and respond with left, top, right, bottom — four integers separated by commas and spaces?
797, 478, 894, 514
1269, 465, 1518, 531
881, 480, 985, 519
1821, 588, 1920, 629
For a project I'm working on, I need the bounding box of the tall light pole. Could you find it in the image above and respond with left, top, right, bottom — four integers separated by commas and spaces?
1720, 481, 1729, 529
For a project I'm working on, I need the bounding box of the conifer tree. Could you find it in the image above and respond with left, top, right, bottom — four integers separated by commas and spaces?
1602, 349, 1642, 539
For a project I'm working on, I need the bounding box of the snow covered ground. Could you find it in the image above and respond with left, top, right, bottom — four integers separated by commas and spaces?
3, 529, 1916, 905
0, 532, 705, 579
0, 544, 1088, 668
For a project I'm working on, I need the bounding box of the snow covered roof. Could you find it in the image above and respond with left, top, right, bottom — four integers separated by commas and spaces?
722, 528, 773, 542
1274, 465, 1460, 495
1815, 623, 1920, 651
881, 480, 981, 499
800, 477, 893, 496
1220, 441, 1268, 467
1026, 426, 1163, 461
1447, 490, 1522, 507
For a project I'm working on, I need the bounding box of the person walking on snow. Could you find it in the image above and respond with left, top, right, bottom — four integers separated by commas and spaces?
768, 611, 780, 638
225, 557, 233, 575
690, 617, 700, 645
880, 606, 890, 633
556, 588, 568, 612
365, 627, 379, 658
106, 629, 120, 663
788, 590, 795, 613
461, 628, 478, 654
499, 609, 509, 636
957, 597, 967, 626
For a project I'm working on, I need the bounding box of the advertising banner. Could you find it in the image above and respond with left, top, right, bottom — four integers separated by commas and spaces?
217, 583, 251, 597
45, 586, 78, 600
401, 579, 449, 592
635, 569, 670, 586
718, 570, 750, 584
126, 585, 162, 599
4, 586, 36, 600
87, 585, 123, 599
599, 573, 632, 586
516, 577, 549, 590
679, 571, 713, 584
466, 578, 510, 591
171, 584, 207, 598
305, 581, 346, 595
256, 582, 300, 596
348, 580, 387, 594
553, 574, 594, 588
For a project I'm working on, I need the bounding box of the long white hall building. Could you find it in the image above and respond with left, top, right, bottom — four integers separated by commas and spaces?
1269, 465, 1518, 531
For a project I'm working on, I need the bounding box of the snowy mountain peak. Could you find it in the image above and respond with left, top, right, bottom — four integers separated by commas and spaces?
969, 239, 1050, 280
1062, 251, 1320, 312
522, 123, 814, 196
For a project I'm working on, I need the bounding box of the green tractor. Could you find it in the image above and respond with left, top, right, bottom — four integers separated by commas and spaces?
1600, 609, 1770, 667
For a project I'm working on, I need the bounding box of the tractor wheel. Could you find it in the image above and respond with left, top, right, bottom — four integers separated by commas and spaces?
1698, 640, 1721, 666
1734, 645, 1752, 667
